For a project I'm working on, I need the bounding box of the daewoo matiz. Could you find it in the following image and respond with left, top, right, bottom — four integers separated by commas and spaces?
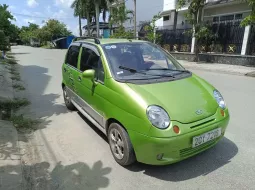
62, 37, 230, 166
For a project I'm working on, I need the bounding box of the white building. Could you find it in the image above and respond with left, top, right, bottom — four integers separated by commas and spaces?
156, 0, 252, 55
157, 0, 251, 29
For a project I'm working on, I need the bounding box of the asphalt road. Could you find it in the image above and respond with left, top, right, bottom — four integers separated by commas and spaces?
12, 46, 255, 190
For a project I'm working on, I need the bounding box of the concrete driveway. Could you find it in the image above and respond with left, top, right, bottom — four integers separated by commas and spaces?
10, 46, 255, 190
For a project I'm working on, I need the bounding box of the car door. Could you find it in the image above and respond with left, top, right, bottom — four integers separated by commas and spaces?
63, 44, 81, 103
74, 44, 106, 127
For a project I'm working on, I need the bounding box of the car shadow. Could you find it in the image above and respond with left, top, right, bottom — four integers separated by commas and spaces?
9, 64, 69, 143
1, 160, 111, 190
77, 112, 108, 143
126, 137, 238, 181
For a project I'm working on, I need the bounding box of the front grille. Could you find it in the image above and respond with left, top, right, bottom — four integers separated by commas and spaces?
190, 118, 215, 129
179, 138, 219, 158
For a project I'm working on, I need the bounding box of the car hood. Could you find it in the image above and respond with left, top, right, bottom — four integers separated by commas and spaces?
127, 75, 218, 124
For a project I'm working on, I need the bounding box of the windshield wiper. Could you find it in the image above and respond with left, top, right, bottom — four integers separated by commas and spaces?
119, 66, 175, 78
146, 68, 190, 73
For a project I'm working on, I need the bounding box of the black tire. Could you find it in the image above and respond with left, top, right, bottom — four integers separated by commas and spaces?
108, 123, 136, 166
63, 86, 76, 111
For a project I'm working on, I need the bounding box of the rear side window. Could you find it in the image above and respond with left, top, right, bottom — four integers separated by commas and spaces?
66, 45, 80, 68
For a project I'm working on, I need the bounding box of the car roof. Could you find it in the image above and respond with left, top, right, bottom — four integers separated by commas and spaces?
74, 38, 147, 45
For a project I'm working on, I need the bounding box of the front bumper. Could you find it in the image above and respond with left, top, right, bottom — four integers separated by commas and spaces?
128, 115, 230, 165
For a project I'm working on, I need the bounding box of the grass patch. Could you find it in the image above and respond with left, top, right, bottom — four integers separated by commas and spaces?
0, 59, 8, 64
9, 69, 19, 75
10, 75, 21, 81
0, 98, 30, 111
10, 115, 39, 129
7, 59, 18, 64
6, 54, 15, 59
13, 84, 26, 91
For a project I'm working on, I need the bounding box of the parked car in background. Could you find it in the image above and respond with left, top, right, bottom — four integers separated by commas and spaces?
61, 37, 230, 166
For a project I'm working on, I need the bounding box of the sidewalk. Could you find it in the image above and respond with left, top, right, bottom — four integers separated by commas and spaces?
0, 120, 23, 190
0, 60, 23, 189
178, 60, 255, 77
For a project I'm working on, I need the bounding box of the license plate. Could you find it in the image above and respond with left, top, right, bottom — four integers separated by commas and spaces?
192, 128, 221, 148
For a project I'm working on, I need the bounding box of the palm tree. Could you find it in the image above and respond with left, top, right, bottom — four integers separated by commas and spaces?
109, 5, 134, 27
93, 0, 115, 37
71, 0, 93, 37
71, 0, 83, 36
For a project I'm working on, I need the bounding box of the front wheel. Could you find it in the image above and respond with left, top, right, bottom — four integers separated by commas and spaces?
63, 86, 76, 111
108, 123, 136, 166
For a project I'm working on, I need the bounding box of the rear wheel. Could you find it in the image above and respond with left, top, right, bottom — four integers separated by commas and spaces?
108, 123, 136, 166
63, 86, 76, 111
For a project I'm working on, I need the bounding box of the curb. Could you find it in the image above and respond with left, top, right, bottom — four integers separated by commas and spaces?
183, 65, 249, 77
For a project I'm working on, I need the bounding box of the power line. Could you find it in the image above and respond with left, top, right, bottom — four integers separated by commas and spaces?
12, 13, 74, 20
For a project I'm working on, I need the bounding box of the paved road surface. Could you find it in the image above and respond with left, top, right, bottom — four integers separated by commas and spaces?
11, 46, 255, 190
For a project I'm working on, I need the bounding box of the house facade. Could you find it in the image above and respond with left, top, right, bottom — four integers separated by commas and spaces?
155, 0, 253, 55
158, 0, 251, 29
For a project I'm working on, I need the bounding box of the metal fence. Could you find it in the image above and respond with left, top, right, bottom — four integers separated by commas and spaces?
208, 21, 245, 54
247, 25, 255, 55
154, 21, 245, 54
157, 28, 192, 52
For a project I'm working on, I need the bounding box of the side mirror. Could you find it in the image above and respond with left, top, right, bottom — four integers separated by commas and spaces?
82, 69, 97, 85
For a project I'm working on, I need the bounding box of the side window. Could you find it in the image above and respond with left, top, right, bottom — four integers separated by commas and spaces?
80, 47, 105, 82
66, 45, 80, 68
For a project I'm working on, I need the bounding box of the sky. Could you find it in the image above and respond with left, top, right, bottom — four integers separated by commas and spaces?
0, 0, 164, 36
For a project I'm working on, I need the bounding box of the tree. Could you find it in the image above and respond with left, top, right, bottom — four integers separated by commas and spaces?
241, 0, 255, 26
93, 0, 114, 37
0, 4, 14, 52
178, 0, 206, 61
38, 19, 72, 42
144, 13, 162, 43
0, 30, 10, 53
109, 5, 134, 27
0, 4, 14, 34
71, 0, 85, 36
19, 23, 40, 44
8, 24, 20, 42
19, 20, 71, 45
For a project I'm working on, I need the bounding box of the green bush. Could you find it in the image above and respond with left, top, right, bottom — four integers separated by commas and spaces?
110, 27, 134, 39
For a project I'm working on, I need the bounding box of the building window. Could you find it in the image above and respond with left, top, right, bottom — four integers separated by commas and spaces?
220, 15, 234, 21
213, 13, 243, 23
163, 15, 170, 21
235, 14, 243, 20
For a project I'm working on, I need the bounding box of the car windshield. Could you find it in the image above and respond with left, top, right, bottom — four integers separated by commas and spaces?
101, 42, 189, 82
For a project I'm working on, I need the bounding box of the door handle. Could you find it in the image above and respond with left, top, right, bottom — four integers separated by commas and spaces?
78, 76, 82, 82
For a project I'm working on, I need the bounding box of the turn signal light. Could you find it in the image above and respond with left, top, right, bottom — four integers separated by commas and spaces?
220, 109, 225, 117
173, 125, 180, 134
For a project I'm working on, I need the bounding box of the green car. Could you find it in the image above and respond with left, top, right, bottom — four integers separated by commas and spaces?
62, 37, 230, 166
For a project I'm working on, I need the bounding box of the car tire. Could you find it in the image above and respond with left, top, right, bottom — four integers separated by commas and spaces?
108, 123, 136, 166
63, 86, 76, 111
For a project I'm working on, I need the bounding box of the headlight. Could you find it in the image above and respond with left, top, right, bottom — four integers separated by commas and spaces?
213, 90, 226, 109
146, 105, 170, 129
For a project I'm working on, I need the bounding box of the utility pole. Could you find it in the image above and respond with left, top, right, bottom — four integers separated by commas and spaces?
134, 0, 137, 38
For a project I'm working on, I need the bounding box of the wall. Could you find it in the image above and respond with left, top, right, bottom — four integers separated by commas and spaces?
170, 52, 255, 66
203, 2, 251, 18
163, 12, 174, 26
163, 0, 176, 11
